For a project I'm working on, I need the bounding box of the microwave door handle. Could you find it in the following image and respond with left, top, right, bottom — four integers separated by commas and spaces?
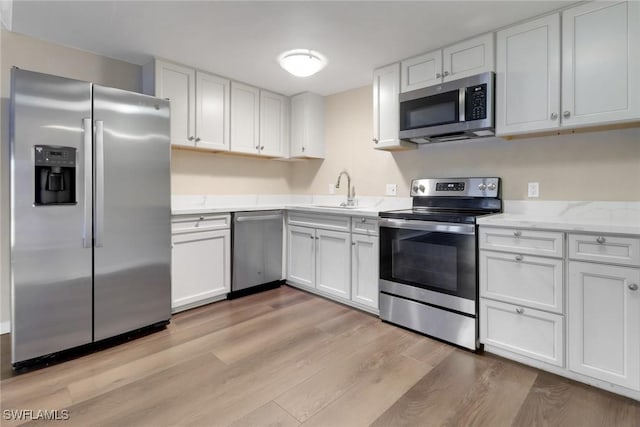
459, 88, 465, 122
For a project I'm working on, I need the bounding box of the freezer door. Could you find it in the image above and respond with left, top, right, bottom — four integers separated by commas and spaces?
10, 69, 93, 363
92, 85, 171, 341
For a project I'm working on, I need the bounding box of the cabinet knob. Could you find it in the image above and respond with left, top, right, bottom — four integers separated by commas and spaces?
629, 283, 638, 291
513, 230, 522, 237
550, 112, 558, 120
309, 235, 314, 240
515, 255, 523, 262
443, 71, 450, 77
515, 307, 524, 314
302, 147, 306, 152
563, 111, 571, 119
361, 217, 367, 223
260, 146, 264, 150
188, 136, 195, 141
256, 145, 260, 150
372, 138, 379, 144
195, 137, 201, 142
315, 236, 319, 240
596, 236, 606, 244
352, 241, 356, 246
199, 216, 205, 220
436, 72, 442, 79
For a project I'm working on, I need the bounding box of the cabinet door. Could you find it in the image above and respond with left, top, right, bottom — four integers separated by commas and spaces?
443, 33, 495, 82
351, 234, 379, 310
195, 71, 230, 151
230, 82, 260, 154
562, 1, 640, 127
373, 63, 414, 151
287, 225, 315, 289
316, 229, 351, 300
155, 61, 195, 147
259, 90, 287, 157
289, 93, 324, 158
401, 50, 442, 92
568, 261, 640, 390
496, 14, 561, 135
171, 229, 230, 311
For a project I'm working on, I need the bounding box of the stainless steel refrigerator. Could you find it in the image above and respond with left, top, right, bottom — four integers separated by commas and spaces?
10, 68, 171, 367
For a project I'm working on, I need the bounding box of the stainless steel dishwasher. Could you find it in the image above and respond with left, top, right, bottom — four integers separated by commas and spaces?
230, 210, 284, 298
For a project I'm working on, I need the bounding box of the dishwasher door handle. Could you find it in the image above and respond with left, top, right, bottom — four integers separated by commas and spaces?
235, 214, 283, 222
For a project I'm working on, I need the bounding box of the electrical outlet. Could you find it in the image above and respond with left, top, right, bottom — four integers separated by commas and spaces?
386, 184, 397, 196
528, 182, 540, 198
329, 183, 335, 195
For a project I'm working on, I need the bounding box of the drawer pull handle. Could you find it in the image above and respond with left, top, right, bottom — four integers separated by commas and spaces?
361, 217, 367, 223
199, 216, 205, 220
513, 230, 522, 237
310, 236, 314, 240
629, 283, 638, 291
515, 307, 524, 314
596, 236, 606, 244
515, 255, 523, 262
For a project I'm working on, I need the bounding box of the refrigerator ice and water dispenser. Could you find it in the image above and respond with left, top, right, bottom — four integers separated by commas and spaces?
34, 145, 77, 205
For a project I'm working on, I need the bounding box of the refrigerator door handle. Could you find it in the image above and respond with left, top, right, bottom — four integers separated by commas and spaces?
82, 118, 93, 248
95, 120, 105, 248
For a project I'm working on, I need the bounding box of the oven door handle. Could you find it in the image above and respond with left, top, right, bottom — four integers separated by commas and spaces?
378, 218, 475, 235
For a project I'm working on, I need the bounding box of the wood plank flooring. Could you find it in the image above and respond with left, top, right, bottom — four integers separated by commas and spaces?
1, 286, 638, 426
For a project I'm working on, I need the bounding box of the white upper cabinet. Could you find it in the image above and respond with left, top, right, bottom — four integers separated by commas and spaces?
496, 14, 561, 136
290, 92, 324, 158
400, 33, 495, 92
401, 50, 442, 92
496, 1, 640, 136
259, 90, 288, 157
144, 59, 230, 151
149, 60, 196, 147
196, 71, 230, 151
373, 63, 415, 151
562, 1, 640, 127
442, 33, 495, 82
230, 82, 260, 154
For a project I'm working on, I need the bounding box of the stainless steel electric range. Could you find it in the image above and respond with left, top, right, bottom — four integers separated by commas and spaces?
378, 177, 501, 350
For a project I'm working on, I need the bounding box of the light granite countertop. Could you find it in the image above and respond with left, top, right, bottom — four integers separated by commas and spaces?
477, 201, 640, 236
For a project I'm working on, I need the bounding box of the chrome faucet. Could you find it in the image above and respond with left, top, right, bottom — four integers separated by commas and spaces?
335, 170, 355, 207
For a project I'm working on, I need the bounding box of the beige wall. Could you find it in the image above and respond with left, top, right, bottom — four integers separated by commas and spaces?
292, 85, 640, 201
171, 148, 291, 195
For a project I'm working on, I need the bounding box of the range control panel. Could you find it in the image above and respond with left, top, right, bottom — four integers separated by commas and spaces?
34, 145, 76, 167
411, 177, 500, 198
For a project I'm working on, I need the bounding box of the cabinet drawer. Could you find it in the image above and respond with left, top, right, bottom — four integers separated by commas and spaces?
479, 227, 564, 258
351, 216, 378, 235
480, 251, 563, 313
568, 234, 640, 267
480, 299, 564, 367
171, 214, 230, 234
287, 212, 350, 232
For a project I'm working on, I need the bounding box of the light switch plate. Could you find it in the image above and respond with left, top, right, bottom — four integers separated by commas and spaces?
329, 183, 336, 195
528, 182, 539, 198
386, 184, 397, 196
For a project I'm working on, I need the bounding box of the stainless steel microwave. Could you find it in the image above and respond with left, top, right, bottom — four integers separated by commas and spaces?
399, 72, 495, 143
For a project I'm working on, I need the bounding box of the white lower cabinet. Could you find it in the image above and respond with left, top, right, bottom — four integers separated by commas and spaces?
351, 233, 379, 310
287, 225, 315, 289
481, 299, 564, 367
171, 214, 230, 312
316, 229, 351, 300
287, 212, 379, 313
568, 261, 640, 390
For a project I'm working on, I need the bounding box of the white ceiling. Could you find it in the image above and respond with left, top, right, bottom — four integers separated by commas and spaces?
11, 1, 575, 96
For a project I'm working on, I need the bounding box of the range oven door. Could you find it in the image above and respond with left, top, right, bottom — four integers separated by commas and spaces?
379, 218, 477, 315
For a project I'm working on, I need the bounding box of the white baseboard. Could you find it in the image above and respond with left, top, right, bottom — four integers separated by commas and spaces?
0, 321, 10, 334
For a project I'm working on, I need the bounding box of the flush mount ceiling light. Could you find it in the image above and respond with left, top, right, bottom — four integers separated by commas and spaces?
278, 49, 327, 77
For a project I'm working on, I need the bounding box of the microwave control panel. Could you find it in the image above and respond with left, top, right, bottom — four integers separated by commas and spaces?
465, 84, 487, 121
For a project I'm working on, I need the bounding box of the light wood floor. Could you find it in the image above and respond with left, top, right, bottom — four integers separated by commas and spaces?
1, 286, 638, 426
